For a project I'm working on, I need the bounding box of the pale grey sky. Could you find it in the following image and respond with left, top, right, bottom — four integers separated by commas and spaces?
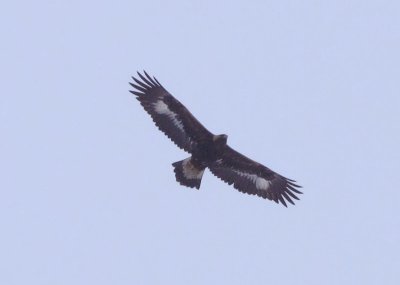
1, 0, 399, 284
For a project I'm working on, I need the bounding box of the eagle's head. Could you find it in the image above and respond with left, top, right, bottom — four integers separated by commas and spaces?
213, 134, 228, 145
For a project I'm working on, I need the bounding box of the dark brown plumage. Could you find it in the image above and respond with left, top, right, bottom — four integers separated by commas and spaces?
130, 71, 302, 207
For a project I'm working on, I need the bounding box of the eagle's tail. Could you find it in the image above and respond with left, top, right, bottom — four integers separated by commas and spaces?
172, 157, 205, 189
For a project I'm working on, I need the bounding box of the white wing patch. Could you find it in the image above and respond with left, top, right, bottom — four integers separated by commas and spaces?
255, 177, 271, 190
182, 158, 204, 179
153, 100, 184, 132
233, 170, 271, 190
153, 100, 170, 114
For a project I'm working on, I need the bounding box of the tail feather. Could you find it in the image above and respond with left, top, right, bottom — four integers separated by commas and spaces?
172, 157, 205, 189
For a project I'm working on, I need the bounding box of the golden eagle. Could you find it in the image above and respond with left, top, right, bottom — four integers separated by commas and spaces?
129, 71, 302, 207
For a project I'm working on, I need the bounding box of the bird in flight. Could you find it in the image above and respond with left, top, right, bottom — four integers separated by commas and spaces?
129, 71, 302, 207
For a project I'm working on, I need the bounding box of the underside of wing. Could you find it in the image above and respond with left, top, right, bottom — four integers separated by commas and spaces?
209, 146, 302, 207
129, 71, 213, 153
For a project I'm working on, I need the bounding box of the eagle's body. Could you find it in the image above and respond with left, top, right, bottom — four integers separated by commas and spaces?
193, 134, 227, 164
130, 71, 302, 207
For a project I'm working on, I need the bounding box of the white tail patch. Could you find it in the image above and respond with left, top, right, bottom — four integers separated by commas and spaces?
182, 158, 205, 179
153, 100, 184, 131
233, 170, 271, 190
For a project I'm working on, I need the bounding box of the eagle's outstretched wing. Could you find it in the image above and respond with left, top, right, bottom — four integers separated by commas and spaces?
209, 145, 302, 207
130, 71, 213, 153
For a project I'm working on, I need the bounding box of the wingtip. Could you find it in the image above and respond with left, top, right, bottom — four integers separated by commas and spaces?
133, 70, 162, 87
143, 70, 158, 86
278, 196, 288, 207
287, 185, 303, 194
282, 192, 295, 205
153, 76, 162, 86
129, 82, 147, 92
129, 90, 144, 96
